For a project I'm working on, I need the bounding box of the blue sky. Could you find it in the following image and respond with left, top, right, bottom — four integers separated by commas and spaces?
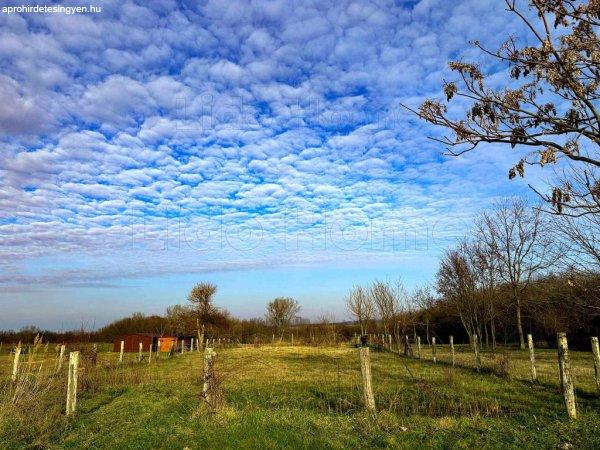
0, 0, 547, 330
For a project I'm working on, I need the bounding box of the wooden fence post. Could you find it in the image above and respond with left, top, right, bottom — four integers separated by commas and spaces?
203, 347, 216, 407
138, 342, 143, 362
191, 338, 194, 352
473, 334, 481, 373
181, 339, 185, 354
358, 346, 376, 411
432, 337, 437, 363
592, 336, 600, 393
450, 336, 455, 367
65, 351, 79, 415
148, 342, 152, 363
199, 323, 205, 352
11, 345, 21, 381
90, 343, 97, 367
528, 334, 537, 382
557, 332, 577, 419
404, 335, 410, 356
119, 340, 124, 364
291, 333, 294, 346
416, 336, 421, 359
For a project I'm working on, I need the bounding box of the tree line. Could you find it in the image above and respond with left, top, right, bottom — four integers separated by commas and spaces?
344, 197, 599, 350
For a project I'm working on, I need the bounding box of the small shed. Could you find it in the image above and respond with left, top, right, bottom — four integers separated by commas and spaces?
113, 333, 160, 352
157, 335, 196, 352
158, 336, 176, 352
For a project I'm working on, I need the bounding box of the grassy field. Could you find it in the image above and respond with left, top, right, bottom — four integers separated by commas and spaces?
1, 343, 600, 449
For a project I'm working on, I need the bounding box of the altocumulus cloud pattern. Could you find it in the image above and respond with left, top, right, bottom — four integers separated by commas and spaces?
0, 0, 538, 322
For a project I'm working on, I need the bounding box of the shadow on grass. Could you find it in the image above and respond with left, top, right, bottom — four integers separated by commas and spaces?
79, 387, 128, 414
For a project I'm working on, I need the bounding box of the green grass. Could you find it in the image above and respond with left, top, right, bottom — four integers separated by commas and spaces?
1, 343, 599, 449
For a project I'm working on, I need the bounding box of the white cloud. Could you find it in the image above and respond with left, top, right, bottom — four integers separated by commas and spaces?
0, 0, 541, 298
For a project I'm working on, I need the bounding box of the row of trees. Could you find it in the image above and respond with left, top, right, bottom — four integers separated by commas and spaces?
439, 198, 557, 349
168, 284, 302, 343
343, 197, 599, 351
436, 197, 600, 349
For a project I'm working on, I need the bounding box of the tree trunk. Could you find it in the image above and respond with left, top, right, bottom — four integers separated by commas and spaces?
490, 314, 497, 351
197, 321, 205, 352
516, 298, 525, 350
484, 322, 489, 348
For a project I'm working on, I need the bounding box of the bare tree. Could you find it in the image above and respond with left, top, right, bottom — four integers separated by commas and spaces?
473, 227, 502, 350
266, 297, 301, 339
369, 280, 408, 348
188, 282, 218, 319
413, 286, 436, 345
370, 281, 397, 337
408, 0, 600, 215
188, 282, 218, 348
436, 240, 483, 344
345, 285, 373, 335
557, 210, 600, 271
479, 199, 557, 349
392, 280, 413, 346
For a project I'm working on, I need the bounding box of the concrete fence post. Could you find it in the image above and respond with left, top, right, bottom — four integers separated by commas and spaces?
450, 336, 455, 367
148, 342, 152, 363
528, 334, 537, 382
65, 351, 79, 415
56, 344, 66, 373
358, 346, 376, 411
592, 336, 600, 393
11, 345, 21, 381
138, 342, 143, 362
191, 338, 194, 352
119, 340, 124, 364
557, 332, 577, 419
432, 337, 437, 363
473, 334, 481, 373
291, 333, 294, 346
416, 336, 421, 359
181, 339, 185, 354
